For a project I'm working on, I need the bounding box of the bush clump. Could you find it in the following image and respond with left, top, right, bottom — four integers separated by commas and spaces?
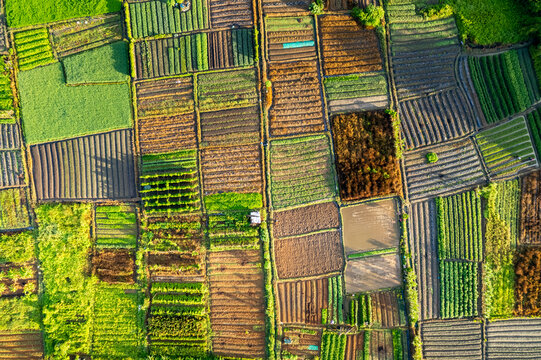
426, 152, 439, 163
351, 4, 384, 28
309, 0, 324, 15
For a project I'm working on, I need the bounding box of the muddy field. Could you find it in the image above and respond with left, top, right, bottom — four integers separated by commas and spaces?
92, 249, 135, 284
408, 200, 440, 320
399, 88, 478, 150
273, 201, 339, 238
403, 137, 487, 202
281, 327, 321, 358
30, 129, 136, 201
520, 171, 541, 244
208, 250, 266, 358
210, 0, 253, 28
200, 105, 260, 148
0, 331, 43, 360
277, 277, 329, 325
420, 320, 482, 360
201, 144, 263, 195
345, 253, 401, 293
319, 15, 382, 76
341, 199, 400, 255
268, 60, 325, 136
274, 230, 343, 279
266, 17, 316, 63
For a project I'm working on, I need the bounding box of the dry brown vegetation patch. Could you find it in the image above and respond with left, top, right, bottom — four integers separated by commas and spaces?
515, 246, 541, 316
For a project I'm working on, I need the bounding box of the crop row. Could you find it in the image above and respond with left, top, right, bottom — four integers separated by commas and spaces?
440, 260, 478, 319
0, 59, 14, 120
469, 49, 539, 123
198, 68, 258, 111
321, 332, 346, 360
527, 107, 541, 160
13, 28, 55, 71
326, 276, 343, 325
349, 293, 371, 327
95, 204, 137, 249
324, 72, 388, 101
436, 190, 482, 261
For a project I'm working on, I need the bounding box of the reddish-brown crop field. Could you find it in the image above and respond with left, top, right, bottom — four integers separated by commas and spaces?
520, 171, 541, 244
0, 331, 43, 360
274, 230, 343, 279
273, 201, 339, 238
92, 249, 135, 284
277, 277, 329, 324
332, 111, 401, 201
515, 246, 541, 316
268, 60, 325, 136
319, 15, 383, 76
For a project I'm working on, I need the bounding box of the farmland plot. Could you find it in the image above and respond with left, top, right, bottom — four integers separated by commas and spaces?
207, 29, 255, 69
198, 69, 258, 112
349, 289, 406, 328
469, 48, 540, 123
527, 107, 541, 157
50, 13, 123, 58
266, 17, 316, 62
514, 247, 541, 317
128, 0, 209, 38
274, 230, 343, 279
268, 60, 325, 136
0, 188, 29, 230
261, 0, 310, 15
201, 144, 263, 194
324, 72, 389, 114
475, 116, 538, 180
319, 15, 383, 76
208, 250, 266, 358
403, 137, 487, 201
148, 251, 205, 279
136, 76, 196, 154
321, 331, 347, 360
277, 277, 329, 325
486, 319, 541, 359
209, 0, 253, 28
281, 328, 321, 358
140, 150, 200, 215
0, 60, 15, 121
143, 214, 202, 253
0, 149, 24, 188
200, 106, 260, 148
92, 249, 135, 284
0, 331, 43, 360
521, 171, 541, 244
387, 3, 460, 99
345, 253, 401, 293
269, 135, 337, 209
420, 320, 482, 360
408, 200, 440, 320
344, 333, 365, 360
30, 129, 137, 201
13, 28, 55, 71
273, 201, 339, 238
328, 0, 380, 11
341, 199, 400, 256
399, 87, 478, 150
332, 111, 402, 201
0, 124, 20, 149
95, 204, 137, 248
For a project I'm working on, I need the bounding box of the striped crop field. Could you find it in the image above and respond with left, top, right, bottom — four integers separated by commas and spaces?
0, 149, 24, 188
95, 204, 138, 249
266, 17, 316, 62
0, 331, 43, 360
469, 48, 540, 123
209, 0, 253, 28
198, 69, 258, 112
420, 320, 482, 360
129, 0, 209, 38
277, 277, 329, 325
269, 135, 337, 209
486, 319, 541, 359
324, 72, 389, 114
0, 124, 20, 149
387, 0, 460, 99
527, 107, 541, 160
200, 105, 260, 147
207, 29, 255, 69
403, 138, 487, 201
475, 116, 538, 180
13, 28, 55, 72
140, 149, 201, 215
261, 0, 310, 15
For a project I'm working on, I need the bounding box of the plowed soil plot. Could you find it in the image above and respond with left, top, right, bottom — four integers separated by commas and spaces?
369, 290, 407, 328
268, 60, 325, 136
0, 150, 24, 188
0, 331, 43, 360
520, 171, 541, 244
341, 199, 400, 255
515, 247, 541, 316
486, 318, 541, 359
210, 0, 253, 28
0, 124, 20, 149
344, 333, 364, 360
399, 88, 478, 150
319, 15, 382, 76
30, 129, 136, 201
420, 320, 482, 360
345, 253, 401, 293
281, 328, 321, 357
369, 330, 395, 360
408, 200, 440, 320
273, 201, 339, 238
207, 29, 255, 70
208, 250, 266, 359
135, 77, 196, 154
266, 17, 316, 62
200, 105, 260, 147
92, 249, 135, 284
403, 138, 487, 202
201, 144, 263, 195
277, 277, 329, 324
148, 251, 204, 279
274, 230, 343, 279
332, 111, 401, 201
261, 0, 310, 15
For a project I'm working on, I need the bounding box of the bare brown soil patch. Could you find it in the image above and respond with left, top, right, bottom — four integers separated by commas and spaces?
277, 277, 328, 325
92, 249, 135, 284
273, 202, 339, 238
345, 253, 401, 293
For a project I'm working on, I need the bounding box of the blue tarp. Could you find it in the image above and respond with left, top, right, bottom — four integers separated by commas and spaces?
282, 41, 315, 49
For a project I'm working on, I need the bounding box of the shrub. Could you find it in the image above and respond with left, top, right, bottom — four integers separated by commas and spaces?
351, 4, 384, 28
426, 152, 438, 163
419, 3, 453, 20
309, 0, 324, 15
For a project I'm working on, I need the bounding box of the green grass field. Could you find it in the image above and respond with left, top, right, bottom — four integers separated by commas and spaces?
18, 62, 132, 144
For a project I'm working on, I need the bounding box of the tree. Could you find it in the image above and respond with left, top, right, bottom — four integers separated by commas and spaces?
351, 4, 385, 28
